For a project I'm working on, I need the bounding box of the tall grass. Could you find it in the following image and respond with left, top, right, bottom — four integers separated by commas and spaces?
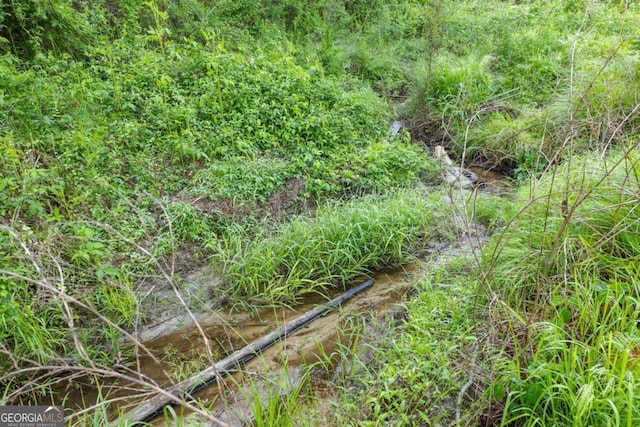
211, 189, 451, 304
403, 0, 639, 168
242, 364, 311, 427
502, 302, 640, 426
482, 146, 640, 425
485, 148, 640, 306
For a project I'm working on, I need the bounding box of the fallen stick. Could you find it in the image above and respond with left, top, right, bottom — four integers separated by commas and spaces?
114, 278, 375, 426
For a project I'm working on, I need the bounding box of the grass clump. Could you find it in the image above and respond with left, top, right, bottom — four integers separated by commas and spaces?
501, 285, 640, 426
212, 189, 449, 304
486, 148, 640, 305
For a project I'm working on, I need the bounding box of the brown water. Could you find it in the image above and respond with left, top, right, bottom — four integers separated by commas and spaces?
57, 266, 418, 425
154, 267, 417, 425
467, 165, 512, 194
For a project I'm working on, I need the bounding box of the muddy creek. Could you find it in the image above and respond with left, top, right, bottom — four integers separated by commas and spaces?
467, 165, 512, 194
56, 165, 510, 425
59, 266, 418, 425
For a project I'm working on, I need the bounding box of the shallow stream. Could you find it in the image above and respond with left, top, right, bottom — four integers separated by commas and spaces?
59, 267, 418, 425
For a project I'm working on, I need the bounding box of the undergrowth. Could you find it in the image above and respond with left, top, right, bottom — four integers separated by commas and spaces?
309, 271, 494, 426
0, 9, 433, 400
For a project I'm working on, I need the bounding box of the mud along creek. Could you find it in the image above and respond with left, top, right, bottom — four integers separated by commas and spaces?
59, 267, 419, 426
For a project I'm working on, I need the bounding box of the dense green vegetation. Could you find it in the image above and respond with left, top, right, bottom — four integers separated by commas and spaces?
1, 0, 640, 425
485, 151, 640, 425
214, 189, 451, 304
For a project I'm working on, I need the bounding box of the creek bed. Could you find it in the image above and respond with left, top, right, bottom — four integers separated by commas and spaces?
58, 267, 418, 425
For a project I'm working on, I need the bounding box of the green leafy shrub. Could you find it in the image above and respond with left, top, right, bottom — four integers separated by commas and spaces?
347, 41, 412, 97
192, 157, 294, 204
337, 139, 439, 193
0, 0, 93, 57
